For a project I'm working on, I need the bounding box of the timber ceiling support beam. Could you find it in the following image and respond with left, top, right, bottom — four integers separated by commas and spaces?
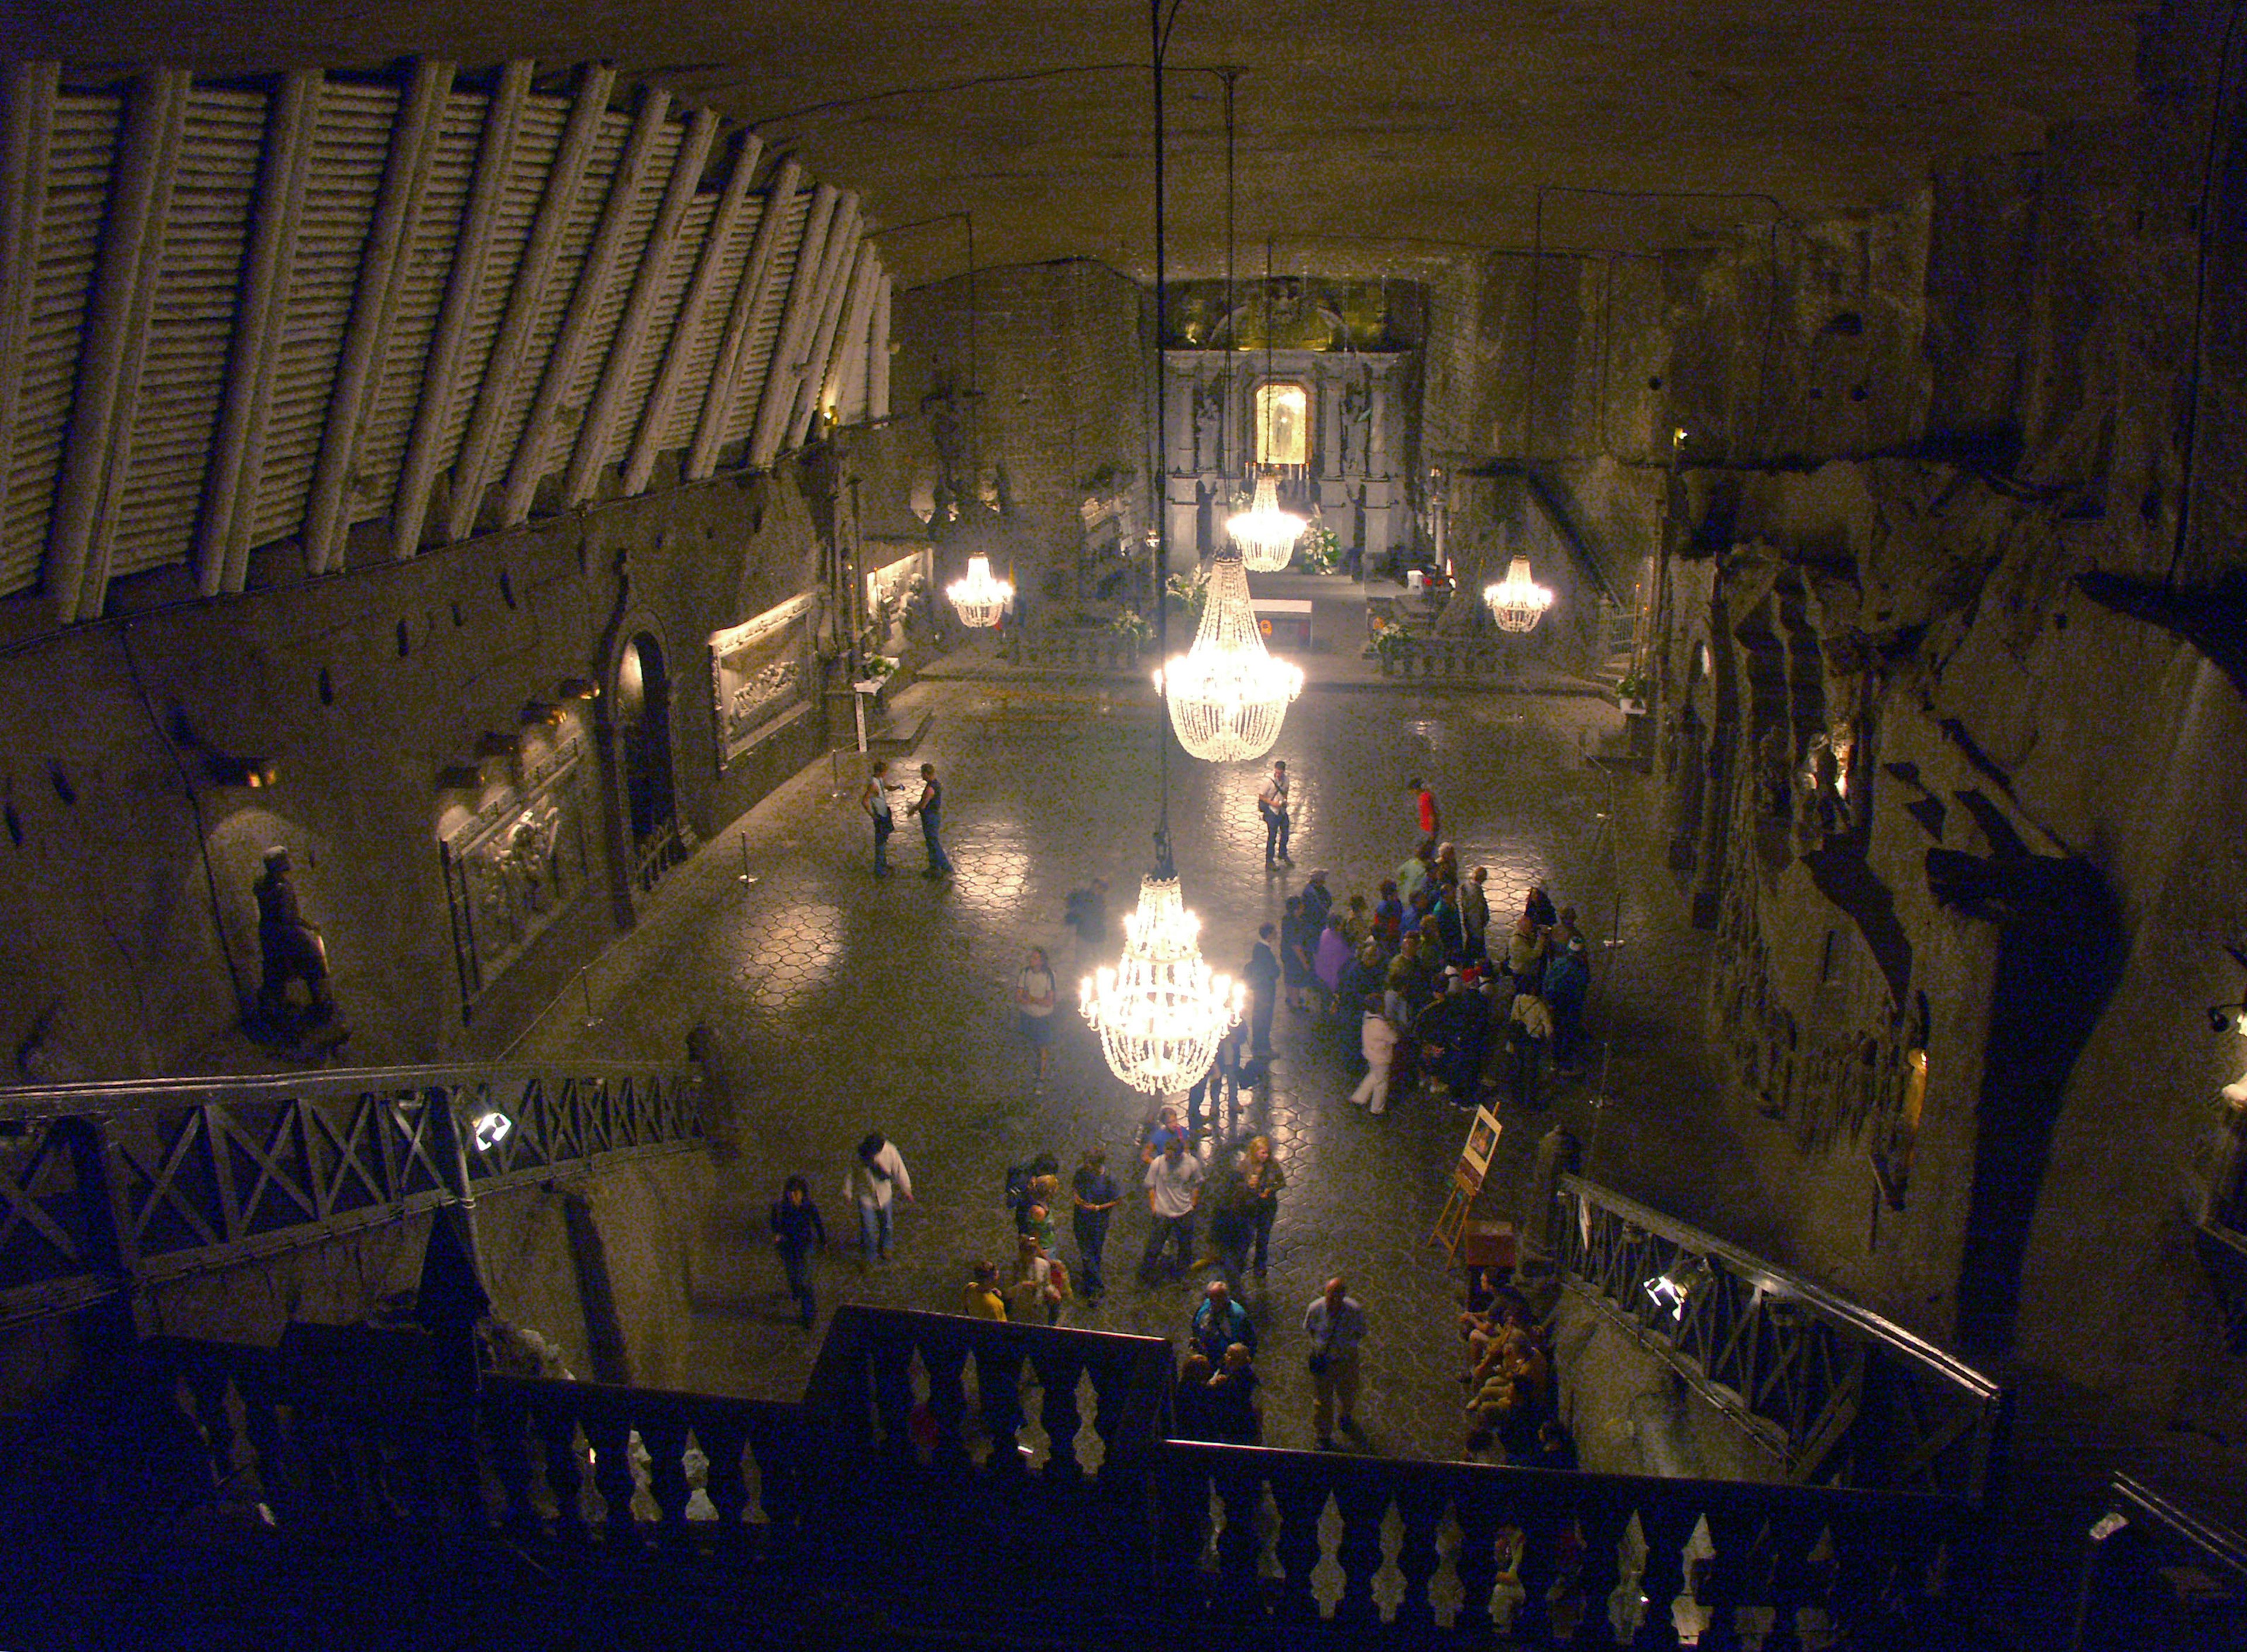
623, 127, 763, 497
0, 62, 58, 563
392, 58, 532, 560
304, 59, 453, 576
199, 68, 322, 596
564, 106, 715, 508
689, 155, 800, 483
444, 61, 617, 545
747, 182, 839, 470
823, 245, 882, 427
784, 194, 863, 452
867, 271, 891, 422
501, 87, 672, 526
47, 67, 189, 621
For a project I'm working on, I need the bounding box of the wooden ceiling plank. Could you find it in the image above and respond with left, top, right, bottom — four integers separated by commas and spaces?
784, 194, 863, 452
0, 62, 58, 562
689, 154, 800, 482
747, 181, 839, 470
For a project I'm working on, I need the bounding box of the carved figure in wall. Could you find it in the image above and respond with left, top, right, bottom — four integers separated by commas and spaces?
1754, 724, 1793, 825
925, 388, 968, 523
1341, 371, 1372, 473
1193, 376, 1225, 472
254, 846, 336, 1031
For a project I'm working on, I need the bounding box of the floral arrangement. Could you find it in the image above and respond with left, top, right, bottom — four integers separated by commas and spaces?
1164, 566, 1211, 624
1294, 522, 1344, 573
1111, 608, 1155, 649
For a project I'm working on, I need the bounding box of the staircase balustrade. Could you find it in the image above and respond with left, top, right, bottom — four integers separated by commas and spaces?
1555, 1173, 2008, 1501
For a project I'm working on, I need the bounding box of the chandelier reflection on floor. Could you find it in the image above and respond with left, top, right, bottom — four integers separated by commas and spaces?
1484, 554, 1555, 633
1155, 552, 1304, 762
1227, 471, 1307, 572
946, 554, 1013, 628
1081, 849, 1244, 1093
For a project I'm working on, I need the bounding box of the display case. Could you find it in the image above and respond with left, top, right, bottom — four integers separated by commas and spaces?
440, 728, 593, 1016
709, 593, 818, 771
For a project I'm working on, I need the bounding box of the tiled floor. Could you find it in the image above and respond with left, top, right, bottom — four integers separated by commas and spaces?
521, 672, 1779, 1460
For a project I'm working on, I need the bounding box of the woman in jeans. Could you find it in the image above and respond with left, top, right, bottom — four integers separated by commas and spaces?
1238, 1134, 1287, 1282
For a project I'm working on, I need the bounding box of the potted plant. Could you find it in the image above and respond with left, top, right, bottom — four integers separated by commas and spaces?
1616, 670, 1650, 716
1164, 567, 1210, 626
1111, 607, 1154, 659
1371, 620, 1419, 676
1294, 522, 1344, 574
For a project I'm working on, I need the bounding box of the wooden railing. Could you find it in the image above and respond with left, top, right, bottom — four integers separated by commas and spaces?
0, 1063, 704, 1327
2071, 1472, 2247, 1652
1159, 1440, 1975, 1645
1000, 626, 1146, 672
1555, 1173, 2009, 1501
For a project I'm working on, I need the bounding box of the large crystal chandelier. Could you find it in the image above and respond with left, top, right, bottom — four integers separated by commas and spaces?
1081, 853, 1243, 1093
1155, 552, 1304, 762
1226, 472, 1306, 572
1484, 554, 1555, 633
946, 554, 1013, 628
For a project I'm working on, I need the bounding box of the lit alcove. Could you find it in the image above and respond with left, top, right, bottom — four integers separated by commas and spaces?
1254, 381, 1308, 466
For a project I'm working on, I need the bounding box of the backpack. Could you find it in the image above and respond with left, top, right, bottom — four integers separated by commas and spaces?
1045, 1255, 1073, 1302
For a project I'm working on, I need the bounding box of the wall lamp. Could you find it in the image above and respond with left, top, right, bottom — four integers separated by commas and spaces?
1643, 1255, 1713, 1320
557, 676, 600, 702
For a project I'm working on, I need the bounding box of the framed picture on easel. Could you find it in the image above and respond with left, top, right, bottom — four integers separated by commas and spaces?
1459, 1105, 1502, 1185
1431, 1106, 1505, 1257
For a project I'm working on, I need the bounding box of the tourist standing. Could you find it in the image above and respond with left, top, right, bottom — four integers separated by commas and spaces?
1016, 946, 1057, 1082
1206, 1343, 1262, 1444
1071, 1147, 1119, 1300
843, 1132, 915, 1264
1280, 895, 1317, 1012
1462, 866, 1491, 961
906, 762, 954, 879
1351, 993, 1397, 1115
1139, 1135, 1205, 1282
1239, 1134, 1287, 1281
963, 1260, 1007, 1319
1410, 778, 1440, 843
1524, 880, 1557, 932
1542, 924, 1590, 1070
860, 759, 902, 876
1305, 1276, 1368, 1450
768, 1175, 826, 1329
1191, 1278, 1258, 1365
1259, 759, 1292, 868
1245, 923, 1282, 1061
1507, 987, 1553, 1110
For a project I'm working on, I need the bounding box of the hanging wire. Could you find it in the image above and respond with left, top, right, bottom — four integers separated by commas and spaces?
1151, 0, 1177, 862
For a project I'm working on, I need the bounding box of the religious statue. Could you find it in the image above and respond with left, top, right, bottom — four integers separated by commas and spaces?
1341, 371, 1372, 473
1192, 376, 1225, 472
254, 846, 337, 1032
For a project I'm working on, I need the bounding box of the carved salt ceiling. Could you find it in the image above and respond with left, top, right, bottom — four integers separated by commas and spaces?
11, 1, 2142, 285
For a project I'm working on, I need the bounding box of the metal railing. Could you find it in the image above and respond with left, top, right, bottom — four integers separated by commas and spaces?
2071, 1472, 2247, 1652
1555, 1173, 2009, 1501
0, 1063, 704, 1327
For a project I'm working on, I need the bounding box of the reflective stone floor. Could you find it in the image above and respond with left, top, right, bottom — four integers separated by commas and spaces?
523, 675, 1781, 1460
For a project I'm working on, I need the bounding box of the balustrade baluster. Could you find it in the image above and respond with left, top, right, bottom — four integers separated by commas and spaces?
537, 1402, 586, 1539
640, 1407, 693, 1548
747, 1410, 805, 1548
1566, 1499, 1632, 1648
1157, 1452, 1215, 1613
1030, 1350, 1085, 1482
1393, 1478, 1445, 1631
1453, 1490, 1505, 1641
583, 1407, 640, 1547
1269, 1466, 1327, 1627
870, 1333, 916, 1463
1631, 1504, 1692, 1651
1692, 1507, 1757, 1651
1757, 1512, 1817, 1652
698, 1417, 751, 1550
1823, 1510, 1906, 1644
920, 1331, 973, 1474
1087, 1360, 1129, 1464
976, 1347, 1026, 1471
1332, 1474, 1389, 1626
236, 1362, 292, 1509
1511, 1493, 1562, 1645
1211, 1458, 1266, 1617
484, 1385, 539, 1539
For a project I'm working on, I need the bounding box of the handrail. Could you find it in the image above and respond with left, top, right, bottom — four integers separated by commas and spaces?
1556, 1172, 2008, 1500
2070, 1472, 2247, 1652
0, 1060, 694, 1120
2107, 1472, 2247, 1581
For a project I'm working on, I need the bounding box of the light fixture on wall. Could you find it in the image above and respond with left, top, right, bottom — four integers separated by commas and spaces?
469, 1109, 513, 1151
1081, 0, 1244, 1096
1485, 554, 1555, 633
1156, 552, 1303, 762
1228, 472, 1307, 572
1642, 1255, 1711, 1321
946, 553, 1013, 628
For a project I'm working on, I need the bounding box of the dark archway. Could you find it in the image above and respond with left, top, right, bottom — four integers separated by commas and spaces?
614, 631, 679, 890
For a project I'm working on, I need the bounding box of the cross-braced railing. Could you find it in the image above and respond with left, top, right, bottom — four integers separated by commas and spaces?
1555, 1173, 2009, 1501
0, 1063, 703, 1327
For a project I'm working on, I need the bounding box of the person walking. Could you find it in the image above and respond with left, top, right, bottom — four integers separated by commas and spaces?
768, 1174, 826, 1329
1258, 759, 1292, 869
1016, 945, 1058, 1083
1245, 924, 1282, 1062
843, 1131, 915, 1265
1238, 1134, 1287, 1281
1071, 1147, 1120, 1300
1139, 1134, 1205, 1283
1305, 1276, 1368, 1450
1186, 1020, 1244, 1141
906, 762, 954, 879
1409, 778, 1440, 843
860, 759, 903, 876
1351, 992, 1398, 1115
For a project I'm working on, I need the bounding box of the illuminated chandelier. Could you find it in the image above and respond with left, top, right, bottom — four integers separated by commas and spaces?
1155, 552, 1304, 762
1484, 555, 1555, 633
946, 554, 1013, 628
1227, 472, 1306, 572
1081, 853, 1244, 1093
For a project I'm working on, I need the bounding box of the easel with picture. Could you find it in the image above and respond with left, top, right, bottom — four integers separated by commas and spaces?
1430, 1104, 1503, 1259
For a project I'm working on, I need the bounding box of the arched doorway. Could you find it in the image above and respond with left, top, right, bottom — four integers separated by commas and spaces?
613, 632, 680, 891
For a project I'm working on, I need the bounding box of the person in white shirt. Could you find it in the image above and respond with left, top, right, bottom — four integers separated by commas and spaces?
1258, 760, 1292, 868
843, 1132, 915, 1264
1138, 1135, 1205, 1282
1016, 946, 1057, 1083
1352, 993, 1399, 1115
859, 759, 902, 876
1304, 1276, 1368, 1449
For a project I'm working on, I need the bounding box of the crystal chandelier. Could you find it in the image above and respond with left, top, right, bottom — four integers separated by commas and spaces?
1155, 552, 1304, 762
1227, 471, 1306, 572
946, 554, 1013, 628
1484, 555, 1555, 633
1080, 857, 1243, 1093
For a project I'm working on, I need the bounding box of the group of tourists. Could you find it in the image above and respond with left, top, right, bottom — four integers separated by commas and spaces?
1242, 769, 1593, 1117
1459, 1279, 1576, 1469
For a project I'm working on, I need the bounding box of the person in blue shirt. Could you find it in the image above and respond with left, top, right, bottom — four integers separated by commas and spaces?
1191, 1278, 1256, 1366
